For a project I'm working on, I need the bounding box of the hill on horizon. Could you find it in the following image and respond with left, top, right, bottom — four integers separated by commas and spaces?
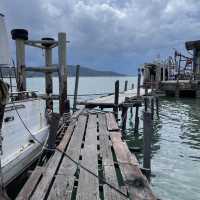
0, 65, 127, 77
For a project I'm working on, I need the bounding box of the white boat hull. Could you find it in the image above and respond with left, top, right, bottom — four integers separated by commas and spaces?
1, 98, 49, 185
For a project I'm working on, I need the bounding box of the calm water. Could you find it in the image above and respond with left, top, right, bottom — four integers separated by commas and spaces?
26, 76, 200, 200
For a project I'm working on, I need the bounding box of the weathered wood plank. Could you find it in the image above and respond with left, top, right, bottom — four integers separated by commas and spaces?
98, 114, 127, 200
106, 113, 119, 131
30, 151, 62, 200
30, 117, 76, 200
76, 114, 99, 200
16, 167, 44, 200
110, 131, 156, 200
47, 114, 87, 200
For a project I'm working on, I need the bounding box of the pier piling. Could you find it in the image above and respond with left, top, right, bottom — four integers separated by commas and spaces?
73, 65, 80, 113
58, 32, 68, 115
151, 97, 154, 119
155, 96, 159, 117
114, 80, 119, 119
134, 68, 141, 133
11, 29, 27, 92
143, 111, 153, 180
43, 38, 54, 110
121, 103, 128, 132
124, 80, 128, 91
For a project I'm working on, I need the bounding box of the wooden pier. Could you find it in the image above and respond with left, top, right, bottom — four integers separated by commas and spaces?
78, 88, 146, 109
16, 110, 156, 200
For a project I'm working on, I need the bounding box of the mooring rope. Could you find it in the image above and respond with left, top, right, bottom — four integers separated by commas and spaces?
11, 100, 129, 199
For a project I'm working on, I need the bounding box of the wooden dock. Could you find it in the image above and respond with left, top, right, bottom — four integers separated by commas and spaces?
78, 88, 147, 108
16, 110, 156, 200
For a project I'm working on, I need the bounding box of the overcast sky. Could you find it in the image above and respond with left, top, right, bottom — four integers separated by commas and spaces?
1, 0, 200, 74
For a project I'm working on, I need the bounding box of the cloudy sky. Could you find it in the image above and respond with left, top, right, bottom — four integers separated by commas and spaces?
1, 0, 200, 74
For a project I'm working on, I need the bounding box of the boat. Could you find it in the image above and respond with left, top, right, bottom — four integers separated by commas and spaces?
0, 13, 49, 186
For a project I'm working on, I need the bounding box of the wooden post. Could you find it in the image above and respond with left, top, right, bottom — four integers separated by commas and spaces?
16, 39, 26, 92
124, 80, 128, 91
175, 56, 181, 98
73, 65, 80, 113
130, 83, 134, 114
137, 68, 141, 96
143, 111, 153, 180
134, 68, 141, 133
122, 106, 128, 132
58, 32, 67, 115
144, 80, 148, 112
114, 80, 119, 119
44, 46, 53, 109
46, 112, 58, 151
155, 96, 159, 117
151, 97, 154, 119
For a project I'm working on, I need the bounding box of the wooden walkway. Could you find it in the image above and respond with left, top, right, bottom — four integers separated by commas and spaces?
16, 110, 156, 200
78, 88, 146, 108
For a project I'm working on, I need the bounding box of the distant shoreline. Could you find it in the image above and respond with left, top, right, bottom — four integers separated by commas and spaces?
1, 65, 131, 77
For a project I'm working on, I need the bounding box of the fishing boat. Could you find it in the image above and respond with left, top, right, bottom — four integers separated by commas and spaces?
0, 13, 49, 186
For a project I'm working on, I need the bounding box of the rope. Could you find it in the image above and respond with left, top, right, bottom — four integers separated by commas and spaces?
11, 100, 129, 199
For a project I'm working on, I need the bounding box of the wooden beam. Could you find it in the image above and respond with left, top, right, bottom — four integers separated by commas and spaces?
26, 66, 58, 73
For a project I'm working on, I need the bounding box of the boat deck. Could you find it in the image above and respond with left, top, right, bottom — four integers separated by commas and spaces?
16, 110, 156, 200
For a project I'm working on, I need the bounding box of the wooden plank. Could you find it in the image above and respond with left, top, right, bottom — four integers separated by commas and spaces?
98, 114, 127, 200
30, 151, 62, 200
47, 114, 87, 200
110, 131, 156, 200
76, 114, 99, 200
106, 113, 119, 131
30, 118, 76, 200
16, 167, 44, 200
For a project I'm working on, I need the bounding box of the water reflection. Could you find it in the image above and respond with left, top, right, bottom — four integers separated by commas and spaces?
124, 97, 200, 200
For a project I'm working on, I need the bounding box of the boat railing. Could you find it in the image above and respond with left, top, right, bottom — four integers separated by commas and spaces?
10, 90, 39, 101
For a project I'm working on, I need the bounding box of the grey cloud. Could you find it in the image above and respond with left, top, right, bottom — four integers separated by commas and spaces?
1, 0, 200, 74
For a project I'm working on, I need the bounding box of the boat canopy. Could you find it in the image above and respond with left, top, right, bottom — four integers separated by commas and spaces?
0, 14, 11, 66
